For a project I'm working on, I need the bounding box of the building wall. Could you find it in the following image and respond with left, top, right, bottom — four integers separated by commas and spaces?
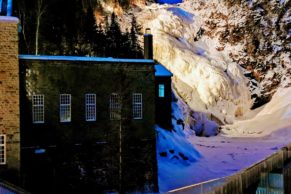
155, 76, 172, 130
19, 59, 158, 193
0, 17, 20, 178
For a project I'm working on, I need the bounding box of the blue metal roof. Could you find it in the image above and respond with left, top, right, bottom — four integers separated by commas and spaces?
19, 55, 155, 63
155, 64, 173, 77
19, 55, 173, 77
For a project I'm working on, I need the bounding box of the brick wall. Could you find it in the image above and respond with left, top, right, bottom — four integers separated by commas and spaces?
0, 16, 20, 172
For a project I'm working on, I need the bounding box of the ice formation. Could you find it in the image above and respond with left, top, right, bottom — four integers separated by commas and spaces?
135, 2, 253, 130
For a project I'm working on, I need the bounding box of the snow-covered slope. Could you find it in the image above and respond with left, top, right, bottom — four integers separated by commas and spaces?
222, 87, 291, 137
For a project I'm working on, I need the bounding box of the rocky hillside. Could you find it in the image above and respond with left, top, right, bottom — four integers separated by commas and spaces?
216, 0, 290, 107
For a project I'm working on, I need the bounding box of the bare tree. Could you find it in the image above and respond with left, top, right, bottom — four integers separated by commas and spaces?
35, 0, 47, 55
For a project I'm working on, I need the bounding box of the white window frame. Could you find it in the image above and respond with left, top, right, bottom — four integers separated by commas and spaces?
32, 94, 45, 124
109, 93, 121, 120
132, 93, 143, 119
159, 84, 165, 98
85, 94, 96, 121
60, 94, 71, 123
0, 134, 6, 165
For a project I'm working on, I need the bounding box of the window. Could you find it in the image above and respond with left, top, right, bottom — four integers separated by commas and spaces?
109, 93, 121, 120
133, 93, 143, 119
159, 84, 165, 98
60, 94, 71, 122
32, 94, 44, 123
0, 135, 6, 165
85, 94, 96, 121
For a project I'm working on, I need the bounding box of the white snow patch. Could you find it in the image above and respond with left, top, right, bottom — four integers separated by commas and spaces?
222, 87, 291, 137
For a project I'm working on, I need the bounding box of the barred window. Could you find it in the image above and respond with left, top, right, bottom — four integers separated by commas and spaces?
109, 93, 121, 120
85, 94, 96, 121
60, 94, 71, 122
159, 84, 165, 98
32, 95, 44, 123
133, 93, 143, 119
0, 135, 6, 165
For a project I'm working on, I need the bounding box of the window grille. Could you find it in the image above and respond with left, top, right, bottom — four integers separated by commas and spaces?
0, 135, 6, 165
109, 93, 121, 120
60, 94, 71, 122
133, 93, 143, 119
32, 95, 44, 123
85, 94, 96, 121
159, 84, 165, 98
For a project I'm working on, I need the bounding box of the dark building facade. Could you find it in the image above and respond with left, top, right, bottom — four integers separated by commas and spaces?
155, 64, 173, 130
19, 56, 158, 193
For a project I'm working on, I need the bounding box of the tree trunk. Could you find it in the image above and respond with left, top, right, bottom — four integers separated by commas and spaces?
35, 15, 40, 55
35, 0, 46, 55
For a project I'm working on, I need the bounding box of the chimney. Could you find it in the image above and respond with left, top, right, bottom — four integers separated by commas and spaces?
144, 28, 153, 60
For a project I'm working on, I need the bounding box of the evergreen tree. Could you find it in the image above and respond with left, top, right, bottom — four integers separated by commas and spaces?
129, 15, 143, 58
79, 6, 97, 56
84, 6, 96, 43
119, 29, 132, 58
106, 12, 123, 58
94, 23, 106, 57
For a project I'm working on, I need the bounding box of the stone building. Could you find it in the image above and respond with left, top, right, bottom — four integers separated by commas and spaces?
0, 16, 172, 193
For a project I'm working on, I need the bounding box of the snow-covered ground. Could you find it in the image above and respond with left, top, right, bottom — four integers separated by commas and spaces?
157, 87, 291, 192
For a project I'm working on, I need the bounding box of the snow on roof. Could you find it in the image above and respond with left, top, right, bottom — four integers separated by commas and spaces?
155, 64, 173, 77
19, 55, 155, 63
0, 16, 18, 22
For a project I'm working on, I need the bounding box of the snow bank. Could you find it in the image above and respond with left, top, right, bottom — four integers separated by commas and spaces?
156, 125, 200, 164
156, 98, 201, 167
222, 87, 291, 137
157, 95, 203, 191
